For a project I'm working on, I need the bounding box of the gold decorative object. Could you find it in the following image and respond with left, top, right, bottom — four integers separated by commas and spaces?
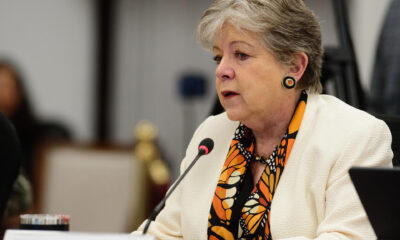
134, 142, 157, 163
133, 121, 170, 185
134, 121, 158, 141
149, 158, 170, 185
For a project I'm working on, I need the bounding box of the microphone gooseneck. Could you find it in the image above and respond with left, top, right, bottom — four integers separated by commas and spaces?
142, 138, 214, 235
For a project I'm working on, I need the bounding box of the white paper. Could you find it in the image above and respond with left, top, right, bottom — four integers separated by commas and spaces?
3, 230, 155, 240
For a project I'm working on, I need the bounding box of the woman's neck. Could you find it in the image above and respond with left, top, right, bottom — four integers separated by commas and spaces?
247, 90, 301, 156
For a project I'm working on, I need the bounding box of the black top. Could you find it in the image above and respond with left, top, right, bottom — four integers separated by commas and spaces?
0, 112, 21, 218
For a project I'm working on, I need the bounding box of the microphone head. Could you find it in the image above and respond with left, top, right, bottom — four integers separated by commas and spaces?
198, 138, 214, 155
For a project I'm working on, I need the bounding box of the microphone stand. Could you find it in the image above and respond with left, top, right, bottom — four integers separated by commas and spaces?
142, 149, 206, 235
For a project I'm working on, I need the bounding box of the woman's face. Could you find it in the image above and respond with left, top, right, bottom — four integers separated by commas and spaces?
213, 23, 289, 125
0, 69, 20, 117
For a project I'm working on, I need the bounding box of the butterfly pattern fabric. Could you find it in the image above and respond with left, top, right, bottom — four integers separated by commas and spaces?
208, 92, 307, 240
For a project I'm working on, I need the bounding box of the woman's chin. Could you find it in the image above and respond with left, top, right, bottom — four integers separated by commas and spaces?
225, 110, 245, 122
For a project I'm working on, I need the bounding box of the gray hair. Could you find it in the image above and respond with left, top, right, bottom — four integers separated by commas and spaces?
196, 0, 323, 93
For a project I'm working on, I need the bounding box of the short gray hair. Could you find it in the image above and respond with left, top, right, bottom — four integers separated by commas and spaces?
196, 0, 323, 93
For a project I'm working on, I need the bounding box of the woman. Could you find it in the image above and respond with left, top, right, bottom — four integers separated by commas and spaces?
0, 61, 35, 232
136, 0, 392, 239
0, 60, 38, 180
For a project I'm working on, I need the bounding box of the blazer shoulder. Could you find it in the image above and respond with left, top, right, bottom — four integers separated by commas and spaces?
308, 94, 387, 131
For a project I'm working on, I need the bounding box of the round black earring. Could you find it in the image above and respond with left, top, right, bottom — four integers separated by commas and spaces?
282, 76, 296, 89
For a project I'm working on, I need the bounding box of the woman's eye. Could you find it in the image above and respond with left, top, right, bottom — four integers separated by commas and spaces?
235, 52, 249, 61
213, 55, 222, 64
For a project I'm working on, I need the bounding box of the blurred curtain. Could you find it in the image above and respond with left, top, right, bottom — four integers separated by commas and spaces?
369, 0, 400, 114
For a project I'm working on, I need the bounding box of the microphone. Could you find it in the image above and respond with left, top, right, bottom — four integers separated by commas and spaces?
142, 138, 214, 235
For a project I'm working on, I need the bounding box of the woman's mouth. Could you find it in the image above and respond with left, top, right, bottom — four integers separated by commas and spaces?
221, 90, 239, 99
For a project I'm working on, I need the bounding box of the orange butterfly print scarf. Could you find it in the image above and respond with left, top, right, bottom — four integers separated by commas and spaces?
208, 91, 307, 240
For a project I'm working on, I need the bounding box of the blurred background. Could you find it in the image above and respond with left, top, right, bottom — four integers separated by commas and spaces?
0, 0, 395, 235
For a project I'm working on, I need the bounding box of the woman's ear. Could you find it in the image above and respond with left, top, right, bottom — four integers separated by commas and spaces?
288, 52, 308, 82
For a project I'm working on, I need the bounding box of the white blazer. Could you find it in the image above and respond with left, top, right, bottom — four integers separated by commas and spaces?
136, 93, 393, 240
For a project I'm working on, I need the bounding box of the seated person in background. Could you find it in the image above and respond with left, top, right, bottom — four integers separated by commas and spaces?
0, 60, 36, 231
135, 0, 393, 239
0, 60, 71, 231
0, 60, 39, 180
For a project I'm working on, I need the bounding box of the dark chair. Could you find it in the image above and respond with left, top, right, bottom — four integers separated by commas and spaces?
0, 113, 22, 218
320, 0, 365, 110
37, 121, 72, 141
373, 113, 400, 167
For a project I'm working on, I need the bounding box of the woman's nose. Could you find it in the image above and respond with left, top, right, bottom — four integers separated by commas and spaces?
216, 59, 235, 81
